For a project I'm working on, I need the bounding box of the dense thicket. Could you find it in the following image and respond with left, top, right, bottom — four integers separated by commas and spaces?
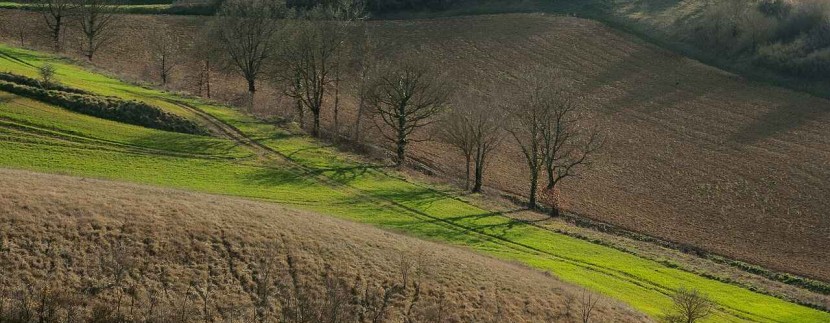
683, 0, 830, 80
0, 75, 207, 135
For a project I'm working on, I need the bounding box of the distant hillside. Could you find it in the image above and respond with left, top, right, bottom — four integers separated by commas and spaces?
590, 0, 830, 93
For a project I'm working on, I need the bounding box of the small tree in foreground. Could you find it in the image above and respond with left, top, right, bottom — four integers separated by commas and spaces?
367, 60, 450, 167
38, 63, 57, 88
663, 288, 714, 323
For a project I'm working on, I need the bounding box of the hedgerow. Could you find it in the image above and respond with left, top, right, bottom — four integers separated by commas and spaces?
0, 79, 207, 135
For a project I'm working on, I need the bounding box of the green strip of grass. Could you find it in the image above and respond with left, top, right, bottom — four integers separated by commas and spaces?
1, 43, 828, 322
0, 91, 249, 158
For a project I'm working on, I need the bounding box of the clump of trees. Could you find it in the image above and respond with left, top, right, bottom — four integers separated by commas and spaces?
439, 93, 501, 192
32, 0, 121, 60
503, 78, 601, 211
686, 0, 830, 80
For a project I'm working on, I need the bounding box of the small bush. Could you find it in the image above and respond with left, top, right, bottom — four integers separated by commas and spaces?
37, 64, 56, 88
0, 78, 207, 135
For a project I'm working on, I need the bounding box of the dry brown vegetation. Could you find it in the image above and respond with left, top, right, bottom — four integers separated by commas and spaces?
1, 10, 828, 284
0, 169, 649, 322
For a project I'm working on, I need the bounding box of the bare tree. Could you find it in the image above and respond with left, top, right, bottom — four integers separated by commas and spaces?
539, 91, 601, 216
77, 0, 119, 61
439, 107, 475, 189
148, 28, 181, 86
664, 288, 714, 323
34, 0, 76, 52
278, 6, 348, 137
367, 60, 450, 167
214, 0, 288, 111
328, 0, 368, 138
192, 29, 224, 99
578, 289, 599, 323
350, 21, 375, 143
503, 85, 548, 209
505, 78, 600, 210
439, 94, 501, 192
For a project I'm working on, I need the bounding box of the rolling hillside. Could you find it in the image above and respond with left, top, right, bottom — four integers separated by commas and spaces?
0, 169, 650, 322
1, 10, 826, 284
0, 42, 828, 321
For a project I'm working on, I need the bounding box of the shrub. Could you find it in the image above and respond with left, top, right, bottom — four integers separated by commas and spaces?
0, 79, 207, 135
37, 64, 56, 88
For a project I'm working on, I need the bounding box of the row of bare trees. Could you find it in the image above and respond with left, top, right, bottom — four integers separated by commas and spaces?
28, 0, 601, 213
35, 0, 119, 60
209, 0, 602, 212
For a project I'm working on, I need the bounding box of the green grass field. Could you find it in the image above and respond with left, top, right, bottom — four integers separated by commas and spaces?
1, 43, 827, 322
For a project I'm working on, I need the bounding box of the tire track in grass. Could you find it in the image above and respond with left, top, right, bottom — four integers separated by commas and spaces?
0, 118, 240, 160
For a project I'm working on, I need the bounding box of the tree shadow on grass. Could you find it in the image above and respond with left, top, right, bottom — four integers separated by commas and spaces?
0, 50, 38, 68
241, 167, 313, 188
310, 164, 384, 184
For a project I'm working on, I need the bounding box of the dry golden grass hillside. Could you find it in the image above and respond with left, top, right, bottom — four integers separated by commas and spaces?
0, 169, 649, 322
1, 10, 827, 283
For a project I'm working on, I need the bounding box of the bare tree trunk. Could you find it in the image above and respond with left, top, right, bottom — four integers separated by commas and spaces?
333, 67, 341, 138
247, 80, 256, 112
464, 154, 471, 190
396, 114, 407, 167
205, 61, 211, 98
473, 148, 485, 193
51, 16, 62, 52
546, 166, 555, 190
528, 168, 539, 209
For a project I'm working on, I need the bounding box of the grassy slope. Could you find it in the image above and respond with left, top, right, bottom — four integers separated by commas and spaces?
4, 169, 644, 322
0, 44, 828, 322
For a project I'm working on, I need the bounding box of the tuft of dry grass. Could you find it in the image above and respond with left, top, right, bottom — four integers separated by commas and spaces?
0, 169, 649, 322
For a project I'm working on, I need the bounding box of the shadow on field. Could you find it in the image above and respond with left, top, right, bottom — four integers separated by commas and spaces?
242, 167, 311, 187
0, 49, 39, 68
731, 101, 830, 145
308, 164, 385, 184
127, 131, 243, 157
